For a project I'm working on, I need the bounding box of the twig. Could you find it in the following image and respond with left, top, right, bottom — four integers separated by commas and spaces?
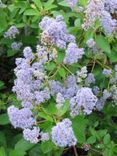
61, 64, 73, 75
91, 59, 96, 72
48, 67, 60, 79
90, 147, 102, 155
73, 146, 78, 156
37, 120, 46, 124
96, 60, 111, 70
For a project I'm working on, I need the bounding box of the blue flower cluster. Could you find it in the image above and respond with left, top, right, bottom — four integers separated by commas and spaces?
51, 118, 77, 147
39, 15, 75, 49
83, 0, 117, 34
86, 38, 96, 48
7, 106, 36, 129
4, 26, 19, 39
7, 15, 114, 147
105, 0, 117, 14
101, 11, 117, 34
70, 87, 98, 117
11, 42, 22, 51
64, 43, 84, 64
23, 127, 40, 144
82, 0, 104, 30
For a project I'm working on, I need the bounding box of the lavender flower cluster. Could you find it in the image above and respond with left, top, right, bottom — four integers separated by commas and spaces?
8, 106, 36, 129
23, 127, 49, 143
82, 0, 105, 30
83, 0, 117, 34
52, 118, 77, 147
7, 44, 52, 143
49, 74, 78, 100
70, 87, 98, 117
86, 38, 96, 48
101, 10, 117, 34
64, 42, 84, 64
39, 15, 84, 64
8, 15, 114, 147
11, 42, 22, 51
39, 15, 75, 49
4, 26, 19, 39
105, 0, 117, 14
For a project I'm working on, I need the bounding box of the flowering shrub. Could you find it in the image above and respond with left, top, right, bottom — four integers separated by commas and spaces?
0, 0, 117, 156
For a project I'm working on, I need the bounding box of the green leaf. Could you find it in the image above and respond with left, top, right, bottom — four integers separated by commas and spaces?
72, 116, 88, 143
29, 145, 45, 156
8, 4, 16, 12
15, 138, 34, 152
44, 4, 57, 11
79, 0, 87, 6
108, 51, 117, 63
54, 150, 63, 156
15, 23, 25, 28
58, 67, 66, 78
19, 6, 27, 14
0, 132, 6, 147
43, 0, 56, 10
58, 100, 69, 116
0, 147, 7, 156
7, 50, 16, 57
44, 0, 54, 5
98, 130, 107, 138
32, 0, 43, 9
56, 52, 65, 63
89, 128, 97, 138
39, 121, 53, 132
0, 81, 5, 90
45, 62, 56, 71
9, 149, 26, 156
95, 35, 111, 55
58, 1, 69, 7
85, 29, 93, 41
41, 141, 54, 154
38, 112, 53, 122
46, 102, 58, 115
0, 114, 9, 125
0, 10, 7, 32
22, 36, 37, 45
103, 134, 111, 145
24, 9, 39, 16
87, 136, 96, 144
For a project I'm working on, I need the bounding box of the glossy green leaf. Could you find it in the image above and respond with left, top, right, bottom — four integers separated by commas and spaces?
15, 138, 34, 152
72, 116, 88, 143
0, 114, 9, 125
38, 112, 53, 122
58, 67, 66, 78
87, 136, 96, 144
103, 134, 111, 145
95, 35, 111, 55
32, 0, 43, 9
41, 141, 54, 154
24, 9, 39, 16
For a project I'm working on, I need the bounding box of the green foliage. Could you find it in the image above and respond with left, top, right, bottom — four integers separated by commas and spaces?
41, 141, 54, 154
0, 114, 9, 125
72, 115, 88, 143
0, 0, 117, 156
95, 35, 111, 55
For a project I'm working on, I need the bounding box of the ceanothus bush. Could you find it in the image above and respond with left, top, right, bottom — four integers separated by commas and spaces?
5, 0, 117, 155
